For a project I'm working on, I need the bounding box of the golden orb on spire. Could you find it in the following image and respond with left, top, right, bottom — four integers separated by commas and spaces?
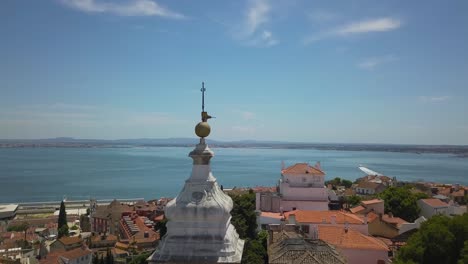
195, 121, 211, 138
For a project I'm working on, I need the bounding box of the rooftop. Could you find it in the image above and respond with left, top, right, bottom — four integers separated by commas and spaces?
318, 225, 389, 251
0, 204, 18, 214
361, 199, 384, 205
420, 198, 449, 208
285, 210, 364, 225
282, 163, 325, 176
269, 229, 346, 264
349, 205, 366, 214
58, 236, 82, 246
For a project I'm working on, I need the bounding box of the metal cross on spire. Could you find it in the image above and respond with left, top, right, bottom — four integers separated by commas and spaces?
201, 82, 206, 112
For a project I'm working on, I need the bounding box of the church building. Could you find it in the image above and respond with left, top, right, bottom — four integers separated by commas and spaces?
256, 163, 330, 213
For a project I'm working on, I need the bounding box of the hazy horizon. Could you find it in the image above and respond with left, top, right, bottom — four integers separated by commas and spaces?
1, 0, 468, 145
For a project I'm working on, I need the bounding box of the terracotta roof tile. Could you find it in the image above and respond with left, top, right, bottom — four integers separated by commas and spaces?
285, 210, 364, 225
452, 189, 465, 197
420, 198, 448, 207
282, 163, 325, 176
350, 206, 366, 214
356, 182, 383, 190
58, 236, 82, 245
318, 225, 388, 251
40, 247, 92, 264
382, 215, 408, 227
361, 199, 384, 205
261, 212, 284, 220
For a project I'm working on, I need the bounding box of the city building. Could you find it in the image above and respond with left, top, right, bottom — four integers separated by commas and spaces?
91, 200, 132, 235
256, 163, 330, 213
39, 247, 93, 264
119, 213, 159, 250
0, 204, 18, 220
354, 182, 386, 196
267, 224, 346, 264
318, 225, 390, 264
366, 212, 409, 239
49, 237, 83, 253
349, 199, 385, 215
285, 210, 368, 235
417, 198, 449, 218
148, 88, 244, 263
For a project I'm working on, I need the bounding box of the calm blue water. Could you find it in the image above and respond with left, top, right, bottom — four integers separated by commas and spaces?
0, 147, 467, 203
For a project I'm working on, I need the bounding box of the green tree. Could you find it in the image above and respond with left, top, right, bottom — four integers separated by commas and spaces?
229, 190, 257, 239
378, 186, 423, 221
396, 214, 468, 264
58, 200, 68, 238
128, 252, 151, 264
154, 218, 168, 237
458, 241, 468, 264
58, 225, 69, 238
341, 179, 353, 188
346, 195, 362, 208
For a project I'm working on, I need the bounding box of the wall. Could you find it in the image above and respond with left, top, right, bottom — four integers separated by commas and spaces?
280, 200, 329, 212
280, 183, 328, 201
418, 201, 449, 219
368, 219, 399, 238
339, 248, 389, 264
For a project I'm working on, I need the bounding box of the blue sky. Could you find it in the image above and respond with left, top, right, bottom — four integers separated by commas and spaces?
1, 0, 467, 144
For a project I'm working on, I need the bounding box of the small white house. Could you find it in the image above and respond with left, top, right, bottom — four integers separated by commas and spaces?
418, 199, 449, 219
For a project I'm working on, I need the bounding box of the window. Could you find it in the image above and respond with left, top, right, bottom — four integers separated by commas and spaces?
301, 225, 310, 233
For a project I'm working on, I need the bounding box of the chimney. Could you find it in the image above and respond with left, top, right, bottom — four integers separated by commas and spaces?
288, 214, 296, 224
344, 221, 349, 233
330, 215, 337, 225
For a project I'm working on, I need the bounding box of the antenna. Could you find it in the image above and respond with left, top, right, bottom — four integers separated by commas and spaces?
201, 82, 206, 112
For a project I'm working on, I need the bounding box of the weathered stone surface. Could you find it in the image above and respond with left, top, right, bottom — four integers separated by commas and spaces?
148, 141, 244, 264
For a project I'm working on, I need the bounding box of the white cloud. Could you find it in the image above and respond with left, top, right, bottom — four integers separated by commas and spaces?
305, 17, 402, 44
60, 0, 185, 19
336, 17, 401, 35
246, 30, 278, 47
357, 55, 398, 70
236, 0, 278, 47
245, 0, 270, 35
418, 96, 451, 103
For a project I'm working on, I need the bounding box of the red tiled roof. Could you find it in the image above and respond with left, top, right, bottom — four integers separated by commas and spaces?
284, 210, 364, 225
58, 236, 82, 245
452, 189, 465, 197
281, 163, 325, 176
366, 212, 379, 223
420, 198, 448, 208
361, 199, 384, 205
318, 225, 388, 251
40, 247, 92, 264
350, 205, 365, 214
357, 182, 383, 190
382, 215, 408, 227
260, 212, 284, 220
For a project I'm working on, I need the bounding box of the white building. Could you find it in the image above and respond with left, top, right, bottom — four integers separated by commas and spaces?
418, 198, 449, 218
258, 163, 330, 212
0, 204, 18, 220
148, 96, 244, 263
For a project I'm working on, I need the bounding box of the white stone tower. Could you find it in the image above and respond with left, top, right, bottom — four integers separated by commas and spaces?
148, 83, 244, 264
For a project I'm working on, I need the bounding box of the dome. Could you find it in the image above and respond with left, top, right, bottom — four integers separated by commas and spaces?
195, 122, 211, 138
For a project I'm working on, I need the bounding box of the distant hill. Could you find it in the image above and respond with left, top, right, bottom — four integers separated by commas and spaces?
0, 137, 467, 155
